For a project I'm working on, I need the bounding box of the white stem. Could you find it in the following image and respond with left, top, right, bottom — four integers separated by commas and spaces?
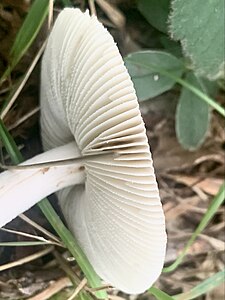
0, 142, 85, 228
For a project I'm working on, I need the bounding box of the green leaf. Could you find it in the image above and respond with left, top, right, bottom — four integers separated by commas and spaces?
176, 72, 210, 150
174, 269, 225, 300
198, 77, 219, 98
10, 0, 49, 69
125, 51, 225, 116
125, 50, 184, 100
169, 0, 224, 79
174, 76, 225, 117
138, 0, 170, 33
163, 183, 225, 273
160, 36, 183, 58
149, 287, 174, 300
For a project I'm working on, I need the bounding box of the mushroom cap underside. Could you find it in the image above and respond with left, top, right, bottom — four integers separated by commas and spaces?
41, 8, 167, 294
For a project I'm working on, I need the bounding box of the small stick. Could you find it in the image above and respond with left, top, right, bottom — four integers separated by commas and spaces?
67, 278, 87, 300
88, 0, 96, 16
0, 151, 115, 170
8, 107, 40, 131
28, 277, 72, 300
0, 227, 63, 247
0, 246, 54, 272
48, 0, 54, 29
1, 41, 47, 119
19, 214, 61, 243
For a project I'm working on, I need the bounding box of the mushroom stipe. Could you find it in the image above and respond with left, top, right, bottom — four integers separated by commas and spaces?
0, 8, 167, 294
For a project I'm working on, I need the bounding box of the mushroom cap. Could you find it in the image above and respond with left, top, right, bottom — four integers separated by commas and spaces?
41, 8, 167, 294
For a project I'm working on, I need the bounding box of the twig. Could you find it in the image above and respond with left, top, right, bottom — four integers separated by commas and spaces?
88, 0, 96, 16
28, 277, 72, 300
1, 41, 47, 119
95, 0, 125, 28
0, 246, 54, 271
0, 227, 63, 247
48, 0, 54, 29
89, 284, 112, 292
19, 213, 61, 243
8, 107, 40, 131
67, 278, 87, 300
0, 151, 115, 170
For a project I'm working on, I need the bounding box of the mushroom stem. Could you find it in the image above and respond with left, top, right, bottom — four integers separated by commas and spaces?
0, 142, 85, 228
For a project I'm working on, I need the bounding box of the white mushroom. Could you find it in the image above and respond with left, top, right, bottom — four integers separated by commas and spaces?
0, 8, 167, 294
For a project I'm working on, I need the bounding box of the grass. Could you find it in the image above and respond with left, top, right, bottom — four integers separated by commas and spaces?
174, 270, 225, 300
149, 269, 225, 300
163, 183, 225, 273
0, 1, 224, 299
0, 0, 49, 86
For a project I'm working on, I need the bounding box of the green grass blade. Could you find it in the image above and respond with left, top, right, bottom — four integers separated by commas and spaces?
163, 183, 225, 273
173, 75, 225, 117
0, 0, 49, 85
0, 120, 23, 163
174, 269, 225, 300
10, 0, 49, 69
38, 199, 106, 298
0, 120, 107, 299
149, 287, 174, 300
0, 67, 11, 86
125, 57, 225, 117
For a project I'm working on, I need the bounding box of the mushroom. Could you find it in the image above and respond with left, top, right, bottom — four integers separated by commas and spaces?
0, 8, 167, 294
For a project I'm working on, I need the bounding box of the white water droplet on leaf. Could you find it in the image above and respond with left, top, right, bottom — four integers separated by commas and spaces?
153, 74, 159, 81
